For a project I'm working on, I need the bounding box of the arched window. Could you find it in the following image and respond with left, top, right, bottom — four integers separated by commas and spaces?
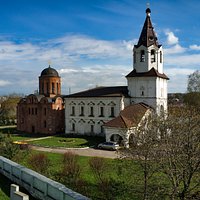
89, 106, 94, 117
46, 82, 49, 94
80, 106, 84, 116
110, 107, 115, 117
151, 50, 156, 63
72, 123, 75, 131
140, 50, 145, 62
41, 83, 44, 94
57, 83, 59, 93
91, 125, 94, 133
160, 51, 162, 63
52, 82, 55, 94
71, 106, 75, 116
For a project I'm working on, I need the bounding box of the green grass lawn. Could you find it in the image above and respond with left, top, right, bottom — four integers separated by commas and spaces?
28, 135, 105, 148
0, 150, 170, 200
13, 150, 171, 200
0, 127, 105, 148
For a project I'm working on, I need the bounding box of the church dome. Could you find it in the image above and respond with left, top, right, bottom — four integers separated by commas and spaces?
40, 65, 59, 77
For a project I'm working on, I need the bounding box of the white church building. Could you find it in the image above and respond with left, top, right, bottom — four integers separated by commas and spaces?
64, 7, 169, 147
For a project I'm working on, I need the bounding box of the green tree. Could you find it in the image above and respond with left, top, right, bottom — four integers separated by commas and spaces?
185, 70, 200, 107
187, 70, 200, 92
0, 133, 20, 159
0, 96, 21, 125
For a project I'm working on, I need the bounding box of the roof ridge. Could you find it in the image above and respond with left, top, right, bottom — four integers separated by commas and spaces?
120, 114, 133, 128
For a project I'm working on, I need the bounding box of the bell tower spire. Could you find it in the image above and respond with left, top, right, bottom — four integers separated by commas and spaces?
126, 7, 169, 114
132, 6, 163, 73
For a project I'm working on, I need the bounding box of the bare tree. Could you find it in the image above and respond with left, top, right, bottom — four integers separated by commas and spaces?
119, 114, 162, 200
61, 152, 81, 187
119, 106, 200, 200
28, 153, 50, 175
158, 106, 200, 200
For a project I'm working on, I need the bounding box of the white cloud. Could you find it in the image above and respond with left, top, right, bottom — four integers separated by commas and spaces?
164, 44, 186, 55
165, 67, 195, 93
0, 33, 198, 95
165, 31, 179, 45
60, 64, 129, 94
59, 68, 79, 74
165, 68, 194, 77
49, 35, 132, 60
189, 44, 200, 50
0, 80, 11, 86
165, 53, 200, 66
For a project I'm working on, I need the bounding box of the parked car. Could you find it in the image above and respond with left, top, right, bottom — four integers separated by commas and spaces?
98, 141, 119, 150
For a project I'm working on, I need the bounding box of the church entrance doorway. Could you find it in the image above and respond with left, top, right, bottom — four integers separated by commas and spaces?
110, 134, 123, 145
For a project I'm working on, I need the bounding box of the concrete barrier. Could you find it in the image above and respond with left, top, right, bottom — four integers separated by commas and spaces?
0, 156, 89, 200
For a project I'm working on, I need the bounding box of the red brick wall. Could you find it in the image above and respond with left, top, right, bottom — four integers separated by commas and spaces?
17, 95, 64, 134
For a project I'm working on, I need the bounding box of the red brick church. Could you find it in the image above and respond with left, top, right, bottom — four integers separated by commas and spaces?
17, 66, 65, 134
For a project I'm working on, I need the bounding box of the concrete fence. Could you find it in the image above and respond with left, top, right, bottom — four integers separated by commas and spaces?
0, 156, 89, 200
10, 184, 29, 200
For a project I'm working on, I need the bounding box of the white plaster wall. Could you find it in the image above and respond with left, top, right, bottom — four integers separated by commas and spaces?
127, 76, 167, 112
65, 96, 130, 136
134, 45, 163, 73
127, 77, 156, 98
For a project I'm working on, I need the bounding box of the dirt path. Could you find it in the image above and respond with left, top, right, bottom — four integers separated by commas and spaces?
30, 145, 119, 159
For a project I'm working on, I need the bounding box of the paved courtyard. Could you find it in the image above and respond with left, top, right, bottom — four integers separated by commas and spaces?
30, 145, 119, 159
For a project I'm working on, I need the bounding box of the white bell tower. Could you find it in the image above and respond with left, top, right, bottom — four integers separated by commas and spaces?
126, 7, 169, 114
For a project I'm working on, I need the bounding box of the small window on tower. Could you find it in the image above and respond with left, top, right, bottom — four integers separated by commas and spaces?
140, 50, 145, 62
160, 51, 162, 63
52, 82, 55, 94
46, 82, 49, 94
42, 83, 44, 94
151, 50, 156, 63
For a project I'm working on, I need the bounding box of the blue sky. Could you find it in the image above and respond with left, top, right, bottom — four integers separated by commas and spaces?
0, 0, 200, 95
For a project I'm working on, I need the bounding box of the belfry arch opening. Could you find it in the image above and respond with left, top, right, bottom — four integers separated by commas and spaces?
151, 50, 156, 63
